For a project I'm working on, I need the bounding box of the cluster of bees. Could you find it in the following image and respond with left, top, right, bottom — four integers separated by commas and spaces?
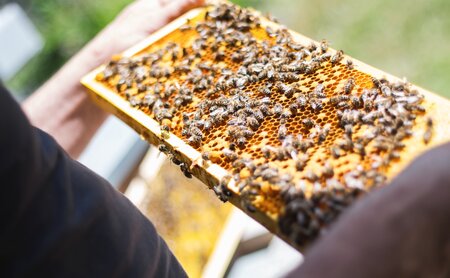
98, 3, 432, 246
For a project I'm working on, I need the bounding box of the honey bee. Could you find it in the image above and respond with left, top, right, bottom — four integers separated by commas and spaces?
344, 124, 353, 137
220, 148, 237, 162
266, 12, 280, 23
180, 163, 192, 179
259, 86, 272, 96
237, 136, 247, 147
309, 98, 323, 112
252, 108, 265, 121
248, 63, 264, 74
213, 181, 232, 202
331, 50, 344, 65
214, 50, 225, 61
361, 111, 380, 124
160, 125, 170, 139
308, 41, 318, 52
190, 126, 203, 138
242, 200, 257, 213
261, 145, 275, 159
289, 103, 299, 115
380, 84, 392, 97
363, 98, 374, 112
393, 141, 406, 150
318, 124, 331, 143
203, 119, 213, 131
423, 117, 433, 144
345, 59, 354, 69
276, 82, 294, 98
354, 142, 366, 157
351, 96, 362, 108
312, 83, 326, 98
261, 167, 279, 182
329, 95, 349, 105
281, 109, 293, 119
235, 77, 249, 89
330, 146, 342, 159
287, 41, 304, 51
337, 136, 353, 151
295, 154, 309, 171
283, 73, 300, 82
371, 77, 381, 89
155, 109, 173, 122
306, 60, 321, 74
231, 52, 245, 62
273, 103, 284, 117
201, 151, 221, 164
158, 144, 170, 153
388, 150, 401, 161
272, 147, 288, 161
227, 125, 241, 139
321, 161, 334, 179
160, 121, 171, 132
142, 93, 156, 108
246, 116, 260, 130
394, 128, 413, 141
265, 26, 276, 37
373, 140, 391, 152
291, 61, 308, 73
187, 135, 202, 147
197, 62, 212, 72
241, 128, 255, 138
168, 154, 182, 166
405, 103, 426, 113
298, 139, 315, 152
296, 95, 308, 108
129, 97, 142, 107
302, 118, 315, 129
278, 124, 288, 140
344, 78, 355, 94
320, 39, 329, 53
305, 170, 319, 182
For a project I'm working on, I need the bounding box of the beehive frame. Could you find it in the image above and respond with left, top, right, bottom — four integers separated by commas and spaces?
81, 4, 450, 251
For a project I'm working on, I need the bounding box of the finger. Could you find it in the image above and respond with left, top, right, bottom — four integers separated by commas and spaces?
161, 0, 205, 22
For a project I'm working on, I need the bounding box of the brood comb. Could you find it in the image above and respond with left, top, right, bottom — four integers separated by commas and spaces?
81, 2, 450, 250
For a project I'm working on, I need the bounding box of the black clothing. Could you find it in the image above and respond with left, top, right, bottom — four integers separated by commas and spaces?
0, 85, 186, 277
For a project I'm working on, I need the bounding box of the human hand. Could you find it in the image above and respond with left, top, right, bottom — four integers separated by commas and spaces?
24, 0, 204, 158
85, 0, 205, 66
287, 142, 450, 278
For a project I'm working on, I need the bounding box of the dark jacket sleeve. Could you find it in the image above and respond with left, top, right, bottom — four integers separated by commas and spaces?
286, 142, 450, 277
0, 85, 186, 277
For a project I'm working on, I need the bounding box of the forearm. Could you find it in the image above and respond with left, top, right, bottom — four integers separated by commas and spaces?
289, 143, 450, 278
22, 0, 204, 158
21, 9, 140, 159
22, 45, 109, 158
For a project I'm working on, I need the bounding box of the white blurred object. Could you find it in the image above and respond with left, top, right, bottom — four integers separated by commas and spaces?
78, 116, 149, 189
0, 3, 43, 80
204, 209, 303, 278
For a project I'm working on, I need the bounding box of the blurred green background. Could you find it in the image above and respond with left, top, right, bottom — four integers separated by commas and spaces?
7, 0, 450, 98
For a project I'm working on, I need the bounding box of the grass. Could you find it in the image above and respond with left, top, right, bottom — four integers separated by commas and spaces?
246, 0, 450, 98
7, 0, 130, 96
7, 0, 450, 99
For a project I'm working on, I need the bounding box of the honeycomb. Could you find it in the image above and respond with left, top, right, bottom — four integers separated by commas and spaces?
142, 160, 232, 277
84, 2, 446, 249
